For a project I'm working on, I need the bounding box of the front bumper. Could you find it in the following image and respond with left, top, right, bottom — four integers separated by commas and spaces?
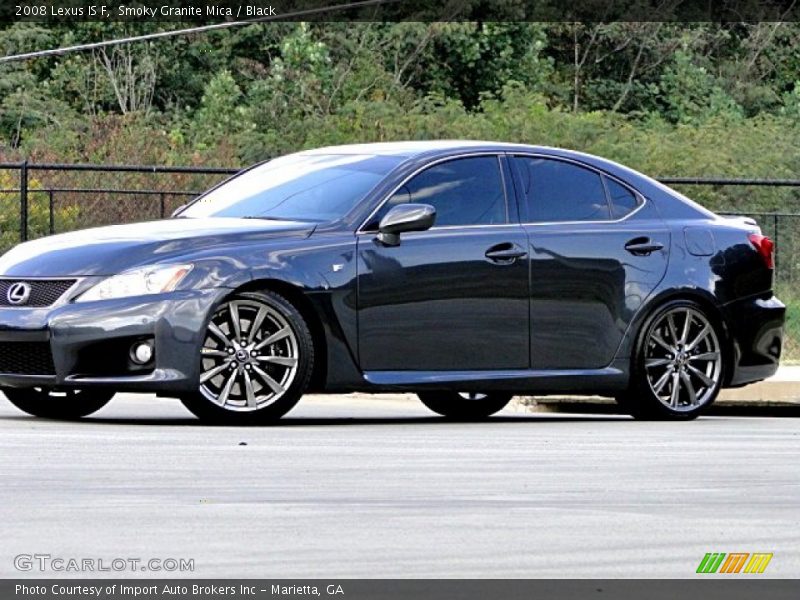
722, 293, 785, 387
0, 288, 228, 393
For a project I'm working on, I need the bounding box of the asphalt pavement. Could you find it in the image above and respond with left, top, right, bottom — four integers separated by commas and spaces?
0, 392, 797, 578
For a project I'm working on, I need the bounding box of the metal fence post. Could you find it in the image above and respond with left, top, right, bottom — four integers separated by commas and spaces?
773, 214, 779, 276
19, 160, 28, 242
159, 192, 166, 218
48, 189, 55, 234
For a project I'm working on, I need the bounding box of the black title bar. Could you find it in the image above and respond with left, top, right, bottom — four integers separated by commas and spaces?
4, 580, 800, 600
3, 0, 800, 23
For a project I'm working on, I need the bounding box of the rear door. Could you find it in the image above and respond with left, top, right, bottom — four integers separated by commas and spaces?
510, 155, 669, 369
356, 155, 530, 371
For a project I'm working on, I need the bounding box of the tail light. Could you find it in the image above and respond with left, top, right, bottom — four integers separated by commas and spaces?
748, 233, 775, 269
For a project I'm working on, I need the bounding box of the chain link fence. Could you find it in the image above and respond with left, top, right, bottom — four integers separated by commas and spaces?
0, 163, 798, 362
0, 162, 238, 250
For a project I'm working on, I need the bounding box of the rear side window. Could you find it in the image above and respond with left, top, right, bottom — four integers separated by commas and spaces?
513, 157, 610, 223
606, 177, 640, 219
368, 156, 508, 228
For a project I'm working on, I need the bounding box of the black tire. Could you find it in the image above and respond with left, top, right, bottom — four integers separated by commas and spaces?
617, 299, 725, 421
417, 391, 513, 420
180, 290, 314, 424
2, 387, 114, 420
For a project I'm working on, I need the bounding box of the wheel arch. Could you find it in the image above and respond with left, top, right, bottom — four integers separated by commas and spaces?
622, 288, 735, 385
228, 278, 328, 393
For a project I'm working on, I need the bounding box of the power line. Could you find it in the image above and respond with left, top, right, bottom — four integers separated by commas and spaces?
0, 0, 402, 64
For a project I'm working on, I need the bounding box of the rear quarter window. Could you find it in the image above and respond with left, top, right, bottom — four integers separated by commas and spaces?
605, 177, 641, 219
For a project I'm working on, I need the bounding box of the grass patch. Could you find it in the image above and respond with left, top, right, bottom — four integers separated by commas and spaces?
777, 289, 799, 365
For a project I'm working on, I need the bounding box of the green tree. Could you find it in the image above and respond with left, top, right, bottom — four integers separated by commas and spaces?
659, 49, 743, 123
0, 23, 76, 148
191, 70, 251, 150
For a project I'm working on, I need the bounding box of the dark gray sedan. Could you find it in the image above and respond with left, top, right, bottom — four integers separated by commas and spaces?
0, 142, 785, 423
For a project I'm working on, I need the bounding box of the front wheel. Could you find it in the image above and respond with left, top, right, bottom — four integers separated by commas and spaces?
180, 290, 314, 424
418, 391, 513, 420
618, 300, 725, 420
2, 387, 114, 420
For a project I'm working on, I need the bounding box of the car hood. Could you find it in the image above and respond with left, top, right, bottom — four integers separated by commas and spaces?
0, 218, 316, 277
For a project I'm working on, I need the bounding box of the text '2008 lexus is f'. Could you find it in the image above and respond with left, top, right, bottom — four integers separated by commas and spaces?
0, 142, 785, 423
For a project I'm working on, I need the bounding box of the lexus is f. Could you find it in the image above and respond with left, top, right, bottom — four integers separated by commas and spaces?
0, 142, 784, 423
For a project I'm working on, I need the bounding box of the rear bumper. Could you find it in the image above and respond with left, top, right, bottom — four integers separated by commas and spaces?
722, 293, 785, 387
0, 288, 227, 393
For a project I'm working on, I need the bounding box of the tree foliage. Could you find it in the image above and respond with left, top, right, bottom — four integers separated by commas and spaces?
1, 21, 799, 212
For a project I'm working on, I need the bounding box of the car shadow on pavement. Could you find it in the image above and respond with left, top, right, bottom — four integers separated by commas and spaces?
0, 413, 633, 427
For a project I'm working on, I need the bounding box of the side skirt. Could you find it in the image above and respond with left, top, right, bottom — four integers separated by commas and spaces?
360, 361, 629, 394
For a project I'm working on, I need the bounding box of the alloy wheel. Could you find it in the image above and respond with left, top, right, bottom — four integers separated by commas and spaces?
644, 306, 722, 412
200, 298, 299, 412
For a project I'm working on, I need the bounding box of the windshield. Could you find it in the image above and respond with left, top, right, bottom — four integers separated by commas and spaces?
180, 153, 402, 222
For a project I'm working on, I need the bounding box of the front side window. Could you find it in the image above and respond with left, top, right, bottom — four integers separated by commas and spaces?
513, 157, 610, 223
368, 156, 508, 229
180, 153, 403, 222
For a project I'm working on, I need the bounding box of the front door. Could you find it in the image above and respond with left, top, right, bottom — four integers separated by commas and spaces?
357, 155, 530, 371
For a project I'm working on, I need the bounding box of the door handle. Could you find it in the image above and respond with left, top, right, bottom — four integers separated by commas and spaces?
485, 243, 528, 264
624, 237, 664, 256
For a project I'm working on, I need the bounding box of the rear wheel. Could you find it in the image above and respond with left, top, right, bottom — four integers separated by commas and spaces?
418, 391, 513, 420
2, 387, 114, 419
618, 300, 724, 420
180, 290, 314, 424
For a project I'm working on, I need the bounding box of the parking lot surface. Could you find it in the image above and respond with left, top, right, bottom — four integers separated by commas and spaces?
0, 393, 797, 578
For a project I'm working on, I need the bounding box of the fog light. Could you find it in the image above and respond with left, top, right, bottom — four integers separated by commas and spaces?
131, 342, 154, 365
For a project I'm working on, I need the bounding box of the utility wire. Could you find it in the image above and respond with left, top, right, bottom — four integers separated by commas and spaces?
0, 0, 402, 64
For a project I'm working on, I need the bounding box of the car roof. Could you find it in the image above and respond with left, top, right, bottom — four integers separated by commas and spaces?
298, 140, 715, 220
298, 140, 637, 176
300, 140, 552, 158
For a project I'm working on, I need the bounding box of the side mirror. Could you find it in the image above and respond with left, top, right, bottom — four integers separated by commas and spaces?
377, 203, 436, 246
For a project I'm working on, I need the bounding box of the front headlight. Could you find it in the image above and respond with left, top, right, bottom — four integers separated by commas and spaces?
76, 264, 193, 302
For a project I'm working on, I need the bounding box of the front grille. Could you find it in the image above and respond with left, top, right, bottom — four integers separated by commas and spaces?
0, 279, 76, 307
0, 342, 55, 375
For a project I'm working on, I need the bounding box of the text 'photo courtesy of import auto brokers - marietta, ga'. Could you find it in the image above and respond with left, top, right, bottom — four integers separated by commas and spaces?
14, 583, 346, 597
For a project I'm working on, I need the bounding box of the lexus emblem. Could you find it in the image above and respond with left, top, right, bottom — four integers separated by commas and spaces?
7, 282, 32, 305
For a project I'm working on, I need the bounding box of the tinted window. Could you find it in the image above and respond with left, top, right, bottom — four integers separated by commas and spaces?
514, 157, 610, 222
372, 156, 507, 228
181, 153, 402, 222
605, 177, 640, 218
